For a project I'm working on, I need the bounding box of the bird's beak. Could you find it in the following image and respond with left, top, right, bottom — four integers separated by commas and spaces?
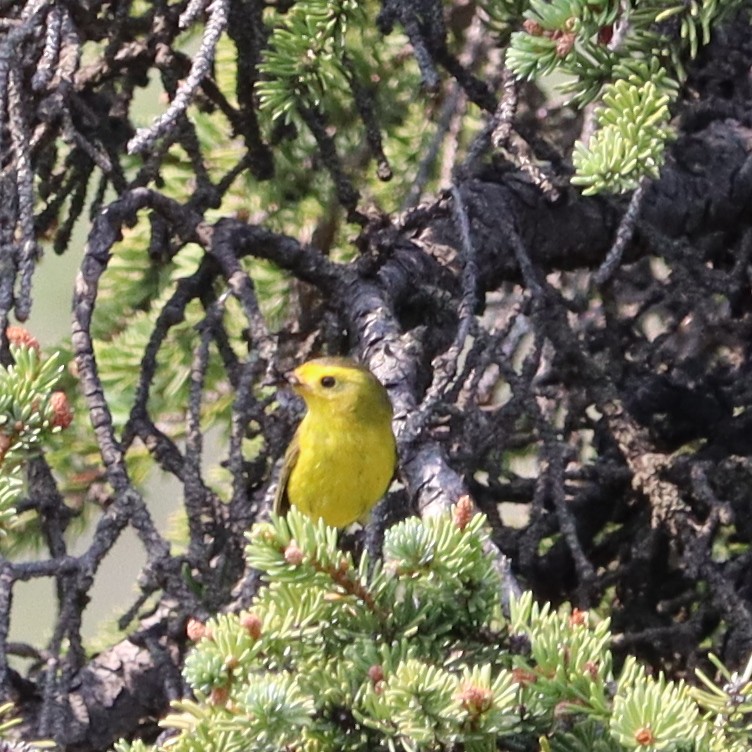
286, 370, 304, 394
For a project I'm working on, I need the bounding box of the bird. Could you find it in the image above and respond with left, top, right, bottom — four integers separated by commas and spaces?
273, 357, 397, 528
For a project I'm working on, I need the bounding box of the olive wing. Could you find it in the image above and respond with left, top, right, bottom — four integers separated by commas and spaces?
273, 431, 300, 517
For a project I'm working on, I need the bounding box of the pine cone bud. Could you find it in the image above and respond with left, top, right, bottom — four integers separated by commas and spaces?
522, 19, 544, 35
634, 727, 656, 746
554, 31, 576, 57
598, 24, 613, 45
186, 616, 207, 642
210, 686, 229, 706
6, 326, 40, 353
456, 683, 493, 715
453, 495, 475, 530
584, 660, 599, 680
50, 391, 73, 429
240, 612, 262, 640
284, 540, 304, 565
569, 608, 587, 627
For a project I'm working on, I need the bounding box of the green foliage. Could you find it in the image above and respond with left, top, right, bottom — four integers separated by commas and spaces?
251, 0, 426, 222
629, 0, 736, 74
692, 652, 752, 752
112, 511, 752, 752
503, 0, 619, 90
571, 64, 674, 195
542, 720, 627, 752
257, 0, 364, 125
0, 339, 69, 543
508, 592, 612, 713
610, 658, 701, 751
491, 0, 748, 193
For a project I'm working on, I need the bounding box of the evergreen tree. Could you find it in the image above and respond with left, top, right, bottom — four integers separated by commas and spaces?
0, 0, 751, 749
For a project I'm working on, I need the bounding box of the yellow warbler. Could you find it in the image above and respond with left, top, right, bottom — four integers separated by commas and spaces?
274, 357, 397, 528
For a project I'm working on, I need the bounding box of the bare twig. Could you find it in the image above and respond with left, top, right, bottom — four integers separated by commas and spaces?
128, 0, 229, 154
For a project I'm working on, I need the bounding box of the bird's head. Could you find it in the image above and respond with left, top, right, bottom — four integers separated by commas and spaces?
287, 357, 392, 419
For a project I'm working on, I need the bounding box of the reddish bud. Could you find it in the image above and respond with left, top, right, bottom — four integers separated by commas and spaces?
186, 617, 206, 642
456, 683, 493, 715
6, 326, 40, 353
210, 686, 229, 706
284, 540, 304, 565
598, 24, 613, 45
584, 660, 599, 680
569, 608, 587, 627
635, 727, 656, 746
511, 667, 538, 686
555, 32, 576, 57
240, 612, 263, 640
522, 19, 544, 36
453, 495, 475, 530
50, 391, 73, 429
368, 664, 386, 694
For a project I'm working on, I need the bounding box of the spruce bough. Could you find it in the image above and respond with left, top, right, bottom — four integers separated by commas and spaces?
115, 509, 752, 752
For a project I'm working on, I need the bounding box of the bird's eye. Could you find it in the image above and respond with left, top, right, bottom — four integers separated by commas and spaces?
320, 375, 336, 388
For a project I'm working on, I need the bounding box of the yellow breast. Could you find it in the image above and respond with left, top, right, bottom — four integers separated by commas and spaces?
286, 412, 396, 528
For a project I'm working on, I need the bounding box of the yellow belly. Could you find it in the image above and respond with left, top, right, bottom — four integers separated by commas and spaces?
286, 416, 395, 528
